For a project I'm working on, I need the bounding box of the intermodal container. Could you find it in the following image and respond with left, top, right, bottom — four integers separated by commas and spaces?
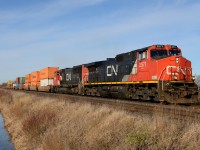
7, 80, 13, 89
31, 81, 40, 86
16, 77, 20, 84
40, 67, 59, 80
20, 77, 25, 84
40, 79, 54, 86
25, 74, 31, 83
14, 83, 20, 90
31, 71, 40, 82
7, 80, 13, 85
19, 84, 24, 90
31, 71, 40, 86
13, 84, 16, 89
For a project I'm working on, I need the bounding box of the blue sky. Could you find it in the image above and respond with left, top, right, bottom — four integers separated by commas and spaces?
0, 0, 200, 83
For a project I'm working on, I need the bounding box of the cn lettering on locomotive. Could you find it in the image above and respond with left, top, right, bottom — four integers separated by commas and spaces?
66, 73, 71, 81
107, 65, 118, 76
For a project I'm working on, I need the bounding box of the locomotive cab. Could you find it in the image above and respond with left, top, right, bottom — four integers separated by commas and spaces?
147, 45, 198, 103
150, 45, 182, 60
127, 44, 198, 103
149, 45, 192, 82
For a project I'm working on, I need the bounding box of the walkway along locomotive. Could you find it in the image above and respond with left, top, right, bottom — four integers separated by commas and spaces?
52, 44, 198, 104
10, 44, 199, 104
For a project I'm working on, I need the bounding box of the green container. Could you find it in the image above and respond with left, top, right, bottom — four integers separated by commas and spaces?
20, 77, 25, 84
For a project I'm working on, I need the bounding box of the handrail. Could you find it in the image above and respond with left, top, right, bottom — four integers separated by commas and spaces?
157, 67, 167, 97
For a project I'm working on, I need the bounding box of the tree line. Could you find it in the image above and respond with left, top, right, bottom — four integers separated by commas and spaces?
195, 75, 200, 89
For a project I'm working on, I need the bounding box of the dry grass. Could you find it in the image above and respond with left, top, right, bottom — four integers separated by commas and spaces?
0, 89, 200, 150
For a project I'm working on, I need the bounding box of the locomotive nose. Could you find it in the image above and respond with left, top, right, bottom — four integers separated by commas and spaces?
166, 56, 192, 81
177, 56, 192, 81
175, 57, 179, 64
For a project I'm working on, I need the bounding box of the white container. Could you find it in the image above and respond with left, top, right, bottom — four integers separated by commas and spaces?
40, 79, 54, 86
13, 84, 16, 88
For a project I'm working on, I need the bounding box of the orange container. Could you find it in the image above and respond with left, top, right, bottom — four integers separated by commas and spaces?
31, 81, 40, 86
25, 74, 31, 83
40, 67, 59, 79
24, 83, 30, 87
31, 71, 40, 82
16, 77, 20, 84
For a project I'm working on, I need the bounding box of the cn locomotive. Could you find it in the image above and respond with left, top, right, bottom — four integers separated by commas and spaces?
10, 44, 199, 104
53, 44, 198, 103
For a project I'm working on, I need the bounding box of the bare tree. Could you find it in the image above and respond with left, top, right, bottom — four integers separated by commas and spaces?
195, 75, 200, 89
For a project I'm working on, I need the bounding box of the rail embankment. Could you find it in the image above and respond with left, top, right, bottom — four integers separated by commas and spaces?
0, 89, 200, 150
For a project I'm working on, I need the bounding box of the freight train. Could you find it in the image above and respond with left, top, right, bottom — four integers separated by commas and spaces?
8, 44, 199, 104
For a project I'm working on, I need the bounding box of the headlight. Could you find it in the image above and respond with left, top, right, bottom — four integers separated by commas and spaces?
174, 76, 178, 80
192, 76, 196, 80
175, 57, 179, 63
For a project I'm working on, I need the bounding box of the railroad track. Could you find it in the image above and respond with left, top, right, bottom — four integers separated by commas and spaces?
7, 89, 200, 124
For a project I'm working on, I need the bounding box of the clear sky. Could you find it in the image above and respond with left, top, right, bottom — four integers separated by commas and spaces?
0, 0, 200, 83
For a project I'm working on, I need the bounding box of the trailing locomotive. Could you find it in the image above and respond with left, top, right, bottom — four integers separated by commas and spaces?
10, 44, 199, 104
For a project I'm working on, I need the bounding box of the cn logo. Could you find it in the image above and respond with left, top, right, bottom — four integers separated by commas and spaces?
166, 66, 188, 76
66, 73, 71, 81
107, 65, 118, 76
166, 66, 178, 75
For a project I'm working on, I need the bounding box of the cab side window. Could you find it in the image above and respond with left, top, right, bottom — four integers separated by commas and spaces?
139, 50, 147, 60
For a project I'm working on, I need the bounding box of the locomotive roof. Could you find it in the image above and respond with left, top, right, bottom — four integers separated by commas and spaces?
84, 60, 106, 67
116, 46, 150, 58
73, 65, 82, 69
62, 67, 71, 70
60, 68, 72, 72
136, 46, 150, 52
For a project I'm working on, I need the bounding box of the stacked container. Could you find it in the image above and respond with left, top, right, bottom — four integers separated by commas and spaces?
19, 77, 25, 90
15, 77, 20, 89
38, 67, 59, 92
40, 67, 59, 86
7, 80, 13, 89
20, 77, 25, 84
24, 74, 31, 90
13, 82, 16, 89
30, 71, 40, 91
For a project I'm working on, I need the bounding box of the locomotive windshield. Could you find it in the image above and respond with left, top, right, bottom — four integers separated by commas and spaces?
150, 50, 168, 60
169, 50, 181, 56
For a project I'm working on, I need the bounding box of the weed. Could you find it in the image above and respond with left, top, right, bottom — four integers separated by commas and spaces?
0, 89, 200, 150
125, 132, 149, 147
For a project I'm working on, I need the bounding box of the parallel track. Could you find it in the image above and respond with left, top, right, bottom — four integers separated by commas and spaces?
9, 89, 200, 124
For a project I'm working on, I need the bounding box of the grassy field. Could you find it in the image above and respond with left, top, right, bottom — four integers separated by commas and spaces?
0, 89, 200, 150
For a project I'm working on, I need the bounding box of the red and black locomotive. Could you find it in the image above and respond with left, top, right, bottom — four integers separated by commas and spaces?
53, 44, 198, 104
